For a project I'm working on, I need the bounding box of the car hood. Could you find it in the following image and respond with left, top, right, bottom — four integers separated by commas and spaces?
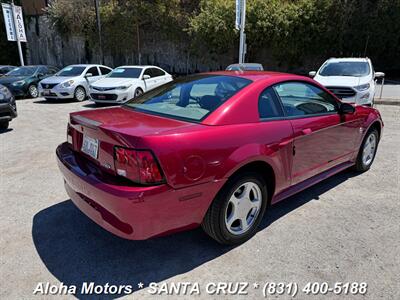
41, 76, 78, 84
314, 75, 370, 87
92, 78, 140, 88
0, 76, 27, 84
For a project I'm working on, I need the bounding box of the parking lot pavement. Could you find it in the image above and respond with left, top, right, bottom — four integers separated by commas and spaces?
0, 98, 399, 299
375, 83, 400, 103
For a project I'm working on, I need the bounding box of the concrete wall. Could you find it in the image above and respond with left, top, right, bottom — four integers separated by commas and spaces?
24, 15, 234, 74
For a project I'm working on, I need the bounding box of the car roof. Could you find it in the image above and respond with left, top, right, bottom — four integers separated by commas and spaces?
116, 65, 160, 69
228, 63, 263, 67
65, 64, 103, 67
326, 57, 370, 63
205, 70, 293, 82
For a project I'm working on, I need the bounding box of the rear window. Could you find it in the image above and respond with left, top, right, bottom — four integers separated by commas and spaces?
125, 75, 252, 122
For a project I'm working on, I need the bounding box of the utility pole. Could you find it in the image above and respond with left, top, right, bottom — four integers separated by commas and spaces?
94, 0, 103, 64
11, 0, 24, 66
238, 0, 246, 64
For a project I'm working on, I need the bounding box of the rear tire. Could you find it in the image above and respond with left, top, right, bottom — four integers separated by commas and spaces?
354, 128, 379, 172
202, 172, 268, 245
0, 120, 9, 130
74, 86, 86, 102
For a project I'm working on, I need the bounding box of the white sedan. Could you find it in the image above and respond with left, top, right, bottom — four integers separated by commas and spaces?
89, 65, 172, 103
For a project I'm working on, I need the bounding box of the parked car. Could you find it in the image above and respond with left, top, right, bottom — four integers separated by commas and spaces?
0, 65, 58, 98
89, 65, 173, 104
226, 63, 264, 71
0, 65, 16, 77
0, 84, 17, 130
39, 64, 112, 102
309, 57, 385, 106
57, 71, 382, 245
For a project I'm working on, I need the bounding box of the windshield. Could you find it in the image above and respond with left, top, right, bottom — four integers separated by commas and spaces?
57, 66, 86, 77
108, 68, 142, 78
6, 67, 37, 76
125, 75, 252, 122
319, 61, 370, 77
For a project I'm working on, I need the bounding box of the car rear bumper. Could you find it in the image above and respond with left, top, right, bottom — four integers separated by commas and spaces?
56, 142, 225, 240
0, 101, 17, 121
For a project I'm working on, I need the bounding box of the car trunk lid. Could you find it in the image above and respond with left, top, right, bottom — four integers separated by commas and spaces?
68, 106, 194, 174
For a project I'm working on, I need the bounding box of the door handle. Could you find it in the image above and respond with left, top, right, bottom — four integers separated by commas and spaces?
301, 128, 312, 135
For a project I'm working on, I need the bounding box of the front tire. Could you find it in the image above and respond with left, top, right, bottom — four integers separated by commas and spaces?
354, 128, 379, 172
74, 86, 86, 102
0, 120, 9, 130
28, 84, 39, 98
134, 88, 143, 98
202, 172, 268, 245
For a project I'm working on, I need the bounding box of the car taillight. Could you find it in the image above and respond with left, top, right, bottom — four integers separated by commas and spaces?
67, 124, 72, 144
114, 147, 164, 184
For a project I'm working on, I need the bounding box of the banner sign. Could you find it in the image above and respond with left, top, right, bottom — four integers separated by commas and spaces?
1, 3, 16, 41
12, 5, 27, 42
235, 0, 241, 30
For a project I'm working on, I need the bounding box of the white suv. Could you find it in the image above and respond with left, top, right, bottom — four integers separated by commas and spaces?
309, 58, 384, 106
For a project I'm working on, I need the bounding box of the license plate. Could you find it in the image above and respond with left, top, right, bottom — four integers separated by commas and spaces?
81, 135, 99, 159
43, 89, 50, 95
98, 95, 106, 99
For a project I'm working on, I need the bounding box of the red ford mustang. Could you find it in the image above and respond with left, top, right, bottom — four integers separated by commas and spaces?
57, 71, 383, 245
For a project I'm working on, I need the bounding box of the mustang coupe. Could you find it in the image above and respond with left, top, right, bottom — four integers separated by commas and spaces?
57, 71, 382, 245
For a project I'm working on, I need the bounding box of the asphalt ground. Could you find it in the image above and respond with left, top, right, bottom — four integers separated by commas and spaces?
0, 98, 399, 299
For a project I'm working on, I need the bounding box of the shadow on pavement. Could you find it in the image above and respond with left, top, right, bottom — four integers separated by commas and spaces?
0, 128, 13, 134
82, 103, 117, 108
32, 169, 359, 299
33, 99, 76, 104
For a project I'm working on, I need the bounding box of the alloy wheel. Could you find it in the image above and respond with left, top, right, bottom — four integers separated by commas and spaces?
225, 182, 262, 235
135, 88, 143, 98
362, 133, 377, 166
29, 85, 38, 98
75, 87, 86, 101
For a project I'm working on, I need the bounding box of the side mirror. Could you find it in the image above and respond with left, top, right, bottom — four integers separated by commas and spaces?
37, 73, 45, 79
309, 71, 317, 77
143, 74, 150, 80
85, 73, 93, 78
339, 102, 355, 114
375, 72, 385, 79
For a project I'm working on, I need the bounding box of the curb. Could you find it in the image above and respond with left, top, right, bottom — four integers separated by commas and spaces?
374, 98, 400, 106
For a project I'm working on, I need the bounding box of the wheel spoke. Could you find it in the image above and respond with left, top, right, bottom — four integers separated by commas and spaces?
225, 181, 263, 235
240, 217, 250, 231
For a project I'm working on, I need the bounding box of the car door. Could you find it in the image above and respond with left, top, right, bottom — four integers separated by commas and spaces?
142, 68, 158, 91
152, 68, 171, 87
258, 87, 294, 193
273, 81, 360, 185
85, 66, 101, 84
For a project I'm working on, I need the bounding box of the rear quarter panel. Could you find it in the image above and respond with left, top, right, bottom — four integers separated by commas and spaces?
137, 120, 293, 196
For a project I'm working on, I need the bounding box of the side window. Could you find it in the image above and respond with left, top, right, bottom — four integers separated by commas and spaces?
258, 87, 284, 119
100, 67, 111, 75
143, 68, 153, 78
87, 67, 99, 76
273, 82, 338, 117
152, 68, 165, 77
